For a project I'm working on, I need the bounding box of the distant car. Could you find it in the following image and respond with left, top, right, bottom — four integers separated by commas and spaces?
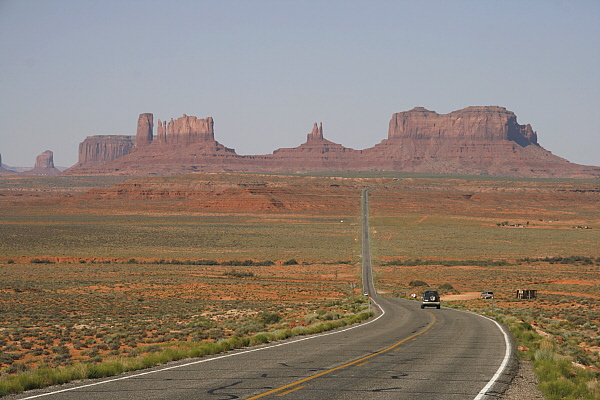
480, 291, 494, 299
421, 290, 441, 309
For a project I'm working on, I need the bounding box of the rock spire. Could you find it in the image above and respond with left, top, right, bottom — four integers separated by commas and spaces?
307, 122, 323, 141
136, 113, 154, 147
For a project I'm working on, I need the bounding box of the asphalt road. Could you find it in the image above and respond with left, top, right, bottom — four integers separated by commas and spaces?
11, 188, 515, 400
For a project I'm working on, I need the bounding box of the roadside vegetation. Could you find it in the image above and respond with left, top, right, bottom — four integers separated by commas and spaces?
378, 258, 600, 399
0, 258, 370, 396
499, 314, 600, 400
0, 310, 373, 396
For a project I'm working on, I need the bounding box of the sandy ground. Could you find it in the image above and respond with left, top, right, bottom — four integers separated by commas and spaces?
441, 291, 482, 301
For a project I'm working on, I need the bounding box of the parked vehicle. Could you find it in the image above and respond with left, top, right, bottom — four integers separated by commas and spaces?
480, 291, 494, 299
421, 290, 441, 309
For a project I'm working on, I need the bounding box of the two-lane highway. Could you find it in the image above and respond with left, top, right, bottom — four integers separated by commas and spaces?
11, 188, 514, 400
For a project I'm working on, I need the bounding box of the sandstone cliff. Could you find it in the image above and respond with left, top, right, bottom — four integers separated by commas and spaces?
388, 106, 537, 146
24, 150, 61, 176
135, 113, 154, 147
137, 114, 215, 147
67, 113, 237, 175
166, 114, 215, 146
71, 135, 134, 168
357, 106, 591, 177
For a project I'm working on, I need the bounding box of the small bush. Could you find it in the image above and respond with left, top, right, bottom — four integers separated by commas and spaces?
251, 333, 270, 345
409, 280, 428, 287
223, 269, 254, 278
260, 312, 281, 325
438, 283, 454, 292
20, 341, 33, 350
87, 362, 124, 379
30, 259, 55, 264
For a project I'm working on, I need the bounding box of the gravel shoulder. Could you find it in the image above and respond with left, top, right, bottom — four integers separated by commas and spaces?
502, 360, 544, 399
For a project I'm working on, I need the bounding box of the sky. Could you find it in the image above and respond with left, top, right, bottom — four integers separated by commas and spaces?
1, 0, 599, 168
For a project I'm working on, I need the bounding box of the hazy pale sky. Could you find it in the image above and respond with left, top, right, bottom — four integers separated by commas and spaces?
1, 0, 599, 168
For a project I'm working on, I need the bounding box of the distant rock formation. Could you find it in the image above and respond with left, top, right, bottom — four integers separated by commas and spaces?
70, 135, 135, 168
308, 122, 323, 141
137, 114, 215, 147
135, 113, 154, 147
166, 114, 215, 146
24, 150, 61, 176
269, 122, 360, 170
358, 106, 589, 177
35, 150, 54, 169
388, 106, 537, 146
67, 113, 236, 175
0, 153, 14, 175
65, 107, 600, 178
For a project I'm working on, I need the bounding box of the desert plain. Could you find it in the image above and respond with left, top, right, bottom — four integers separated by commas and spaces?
0, 172, 599, 393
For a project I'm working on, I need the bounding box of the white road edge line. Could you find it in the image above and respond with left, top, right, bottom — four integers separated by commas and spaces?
19, 299, 385, 399
472, 314, 513, 400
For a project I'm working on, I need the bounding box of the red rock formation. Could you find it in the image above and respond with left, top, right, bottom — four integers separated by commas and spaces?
166, 114, 215, 146
66, 113, 238, 175
35, 150, 54, 169
388, 106, 537, 145
269, 122, 360, 170
71, 135, 134, 167
65, 107, 600, 178
359, 106, 592, 177
135, 113, 154, 147
24, 150, 61, 176
307, 122, 323, 141
157, 119, 167, 144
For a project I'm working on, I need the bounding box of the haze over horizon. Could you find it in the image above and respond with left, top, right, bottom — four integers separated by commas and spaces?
1, 0, 599, 168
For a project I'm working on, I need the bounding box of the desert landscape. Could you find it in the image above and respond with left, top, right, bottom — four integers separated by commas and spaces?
0, 172, 599, 397
3, 2, 600, 397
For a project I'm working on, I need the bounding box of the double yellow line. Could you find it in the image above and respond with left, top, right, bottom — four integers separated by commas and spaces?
248, 312, 437, 399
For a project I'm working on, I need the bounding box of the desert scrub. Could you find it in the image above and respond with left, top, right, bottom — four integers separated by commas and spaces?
496, 314, 600, 400
0, 310, 373, 397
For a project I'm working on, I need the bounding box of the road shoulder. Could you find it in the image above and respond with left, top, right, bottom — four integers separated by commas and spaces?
501, 360, 544, 399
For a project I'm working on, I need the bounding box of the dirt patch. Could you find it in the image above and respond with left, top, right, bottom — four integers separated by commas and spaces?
441, 292, 481, 301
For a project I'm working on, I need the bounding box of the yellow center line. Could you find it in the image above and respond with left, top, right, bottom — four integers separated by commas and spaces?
276, 385, 305, 396
248, 312, 437, 399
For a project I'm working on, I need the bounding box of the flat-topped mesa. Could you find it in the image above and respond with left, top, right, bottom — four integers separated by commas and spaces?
24, 150, 61, 175
166, 114, 215, 146
35, 150, 54, 169
136, 113, 154, 147
307, 122, 324, 141
77, 135, 134, 166
388, 106, 538, 146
